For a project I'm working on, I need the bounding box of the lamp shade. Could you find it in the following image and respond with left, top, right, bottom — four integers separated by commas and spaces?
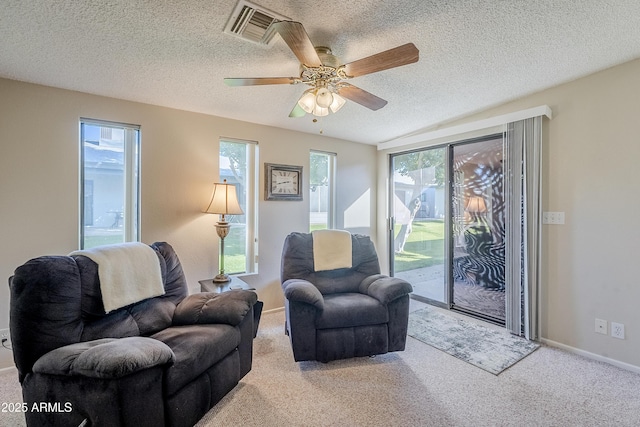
312, 104, 329, 116
204, 180, 243, 215
297, 89, 316, 114
329, 93, 346, 113
315, 87, 333, 108
465, 195, 487, 213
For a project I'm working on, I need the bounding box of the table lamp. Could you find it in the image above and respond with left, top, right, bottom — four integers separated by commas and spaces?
204, 179, 243, 282
465, 194, 487, 223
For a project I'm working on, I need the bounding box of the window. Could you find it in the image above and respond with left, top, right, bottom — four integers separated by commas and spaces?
80, 119, 140, 249
309, 150, 336, 231
219, 138, 258, 274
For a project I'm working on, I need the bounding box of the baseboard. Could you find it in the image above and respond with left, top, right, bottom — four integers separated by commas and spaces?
262, 306, 284, 315
0, 365, 17, 375
0, 349, 15, 373
541, 338, 640, 375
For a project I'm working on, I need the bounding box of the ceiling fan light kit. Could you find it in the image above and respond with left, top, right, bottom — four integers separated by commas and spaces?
224, 20, 419, 118
297, 83, 347, 116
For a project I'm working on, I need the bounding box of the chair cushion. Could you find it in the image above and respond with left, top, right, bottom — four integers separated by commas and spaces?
316, 293, 389, 329
151, 324, 241, 396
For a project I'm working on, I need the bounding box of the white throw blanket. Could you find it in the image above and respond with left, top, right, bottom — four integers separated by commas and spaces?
312, 229, 352, 271
70, 242, 165, 313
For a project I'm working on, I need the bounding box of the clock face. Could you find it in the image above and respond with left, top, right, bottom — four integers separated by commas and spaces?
271, 170, 299, 194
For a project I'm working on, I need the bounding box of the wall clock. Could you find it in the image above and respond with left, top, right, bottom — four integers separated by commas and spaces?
265, 163, 303, 201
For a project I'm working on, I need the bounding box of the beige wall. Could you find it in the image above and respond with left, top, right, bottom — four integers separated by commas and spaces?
0, 78, 377, 368
4, 55, 639, 371
378, 58, 640, 369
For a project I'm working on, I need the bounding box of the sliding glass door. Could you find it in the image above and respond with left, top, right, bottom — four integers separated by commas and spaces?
390, 135, 506, 324
451, 136, 505, 323
390, 148, 448, 304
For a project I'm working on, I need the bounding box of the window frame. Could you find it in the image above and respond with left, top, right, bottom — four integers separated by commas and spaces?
309, 150, 337, 230
79, 118, 141, 249
219, 137, 259, 275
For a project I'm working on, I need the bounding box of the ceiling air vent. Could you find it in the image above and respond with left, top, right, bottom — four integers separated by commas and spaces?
224, 0, 290, 46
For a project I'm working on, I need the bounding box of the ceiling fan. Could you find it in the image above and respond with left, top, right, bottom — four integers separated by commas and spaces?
224, 21, 419, 117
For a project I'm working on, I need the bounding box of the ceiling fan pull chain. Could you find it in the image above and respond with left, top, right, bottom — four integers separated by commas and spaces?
311, 117, 324, 135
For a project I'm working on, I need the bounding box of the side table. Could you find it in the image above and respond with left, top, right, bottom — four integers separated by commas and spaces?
199, 276, 254, 293
198, 276, 263, 337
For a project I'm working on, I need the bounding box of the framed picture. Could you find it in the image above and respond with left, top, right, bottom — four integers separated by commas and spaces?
265, 163, 302, 201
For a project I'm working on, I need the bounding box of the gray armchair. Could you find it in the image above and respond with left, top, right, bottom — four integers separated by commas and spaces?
281, 231, 413, 362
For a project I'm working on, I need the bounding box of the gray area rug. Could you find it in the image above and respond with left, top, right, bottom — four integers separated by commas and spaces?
408, 307, 539, 375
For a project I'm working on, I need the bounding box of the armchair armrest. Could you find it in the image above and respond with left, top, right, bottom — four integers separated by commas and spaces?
359, 274, 413, 305
173, 290, 257, 326
32, 337, 174, 379
282, 279, 324, 310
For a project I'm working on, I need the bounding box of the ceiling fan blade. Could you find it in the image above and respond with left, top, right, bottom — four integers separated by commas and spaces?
289, 103, 306, 118
342, 43, 419, 78
337, 83, 388, 111
271, 21, 322, 67
224, 77, 296, 86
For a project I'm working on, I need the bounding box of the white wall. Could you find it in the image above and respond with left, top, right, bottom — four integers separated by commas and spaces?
377, 58, 640, 369
0, 78, 377, 368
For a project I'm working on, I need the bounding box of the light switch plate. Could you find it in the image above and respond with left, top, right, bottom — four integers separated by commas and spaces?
543, 212, 565, 224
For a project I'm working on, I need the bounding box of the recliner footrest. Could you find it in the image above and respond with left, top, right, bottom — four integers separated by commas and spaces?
32, 337, 175, 379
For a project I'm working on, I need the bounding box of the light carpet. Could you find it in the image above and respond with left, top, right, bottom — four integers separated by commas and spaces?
408, 307, 539, 375
2, 305, 640, 426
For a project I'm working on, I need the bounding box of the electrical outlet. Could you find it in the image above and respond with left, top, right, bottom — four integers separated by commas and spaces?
0, 328, 10, 349
595, 318, 607, 335
611, 322, 625, 339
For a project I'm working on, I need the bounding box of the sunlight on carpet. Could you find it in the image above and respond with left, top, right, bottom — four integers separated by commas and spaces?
408, 307, 539, 375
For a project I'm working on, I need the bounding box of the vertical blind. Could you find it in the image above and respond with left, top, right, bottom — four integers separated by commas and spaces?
504, 116, 543, 339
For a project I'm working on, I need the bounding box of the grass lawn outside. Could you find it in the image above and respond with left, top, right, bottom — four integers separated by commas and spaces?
83, 229, 125, 249
222, 226, 247, 275
393, 220, 445, 273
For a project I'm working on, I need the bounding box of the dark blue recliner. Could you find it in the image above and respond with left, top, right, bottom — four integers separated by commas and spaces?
281, 232, 413, 363
10, 242, 257, 427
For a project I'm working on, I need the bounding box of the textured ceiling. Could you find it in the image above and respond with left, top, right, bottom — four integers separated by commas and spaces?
1, 0, 640, 145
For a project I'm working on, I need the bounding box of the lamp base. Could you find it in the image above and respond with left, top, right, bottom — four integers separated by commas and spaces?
213, 273, 231, 283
